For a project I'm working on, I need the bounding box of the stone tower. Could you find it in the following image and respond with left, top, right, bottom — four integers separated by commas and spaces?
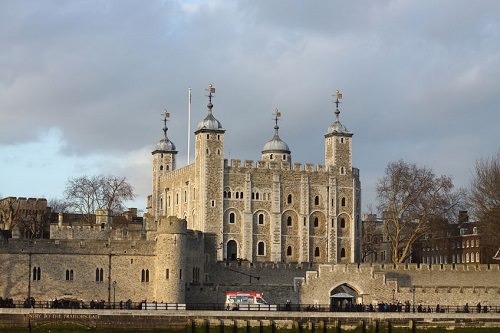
151, 111, 177, 218
194, 84, 225, 261
324, 90, 360, 263
154, 216, 187, 303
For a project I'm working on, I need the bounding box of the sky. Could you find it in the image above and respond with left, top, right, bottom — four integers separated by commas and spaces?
1, 0, 499, 215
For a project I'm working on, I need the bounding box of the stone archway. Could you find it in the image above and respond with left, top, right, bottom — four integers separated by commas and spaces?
226, 240, 238, 260
330, 284, 358, 311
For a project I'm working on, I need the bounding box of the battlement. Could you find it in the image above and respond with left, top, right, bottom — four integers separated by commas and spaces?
224, 159, 328, 173
0, 238, 156, 255
311, 262, 500, 273
0, 196, 47, 203
163, 163, 195, 180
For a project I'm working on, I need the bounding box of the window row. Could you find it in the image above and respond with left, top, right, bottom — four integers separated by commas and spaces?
221, 193, 348, 206
228, 213, 348, 229
254, 242, 347, 259
423, 252, 481, 264
31, 267, 184, 282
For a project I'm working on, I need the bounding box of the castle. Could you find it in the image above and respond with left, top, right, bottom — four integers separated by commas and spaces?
1, 87, 498, 309
145, 86, 361, 265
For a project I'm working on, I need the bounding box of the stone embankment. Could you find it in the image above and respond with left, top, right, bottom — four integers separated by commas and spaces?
1, 308, 499, 331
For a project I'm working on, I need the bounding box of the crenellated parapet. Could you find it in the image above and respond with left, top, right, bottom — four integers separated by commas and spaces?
0, 238, 156, 255
224, 159, 330, 173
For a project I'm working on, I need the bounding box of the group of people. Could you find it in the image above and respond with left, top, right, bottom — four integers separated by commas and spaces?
0, 297, 15, 308
462, 302, 489, 313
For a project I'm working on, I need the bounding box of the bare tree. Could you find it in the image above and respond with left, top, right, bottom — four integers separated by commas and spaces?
48, 198, 71, 213
376, 160, 462, 264
17, 211, 49, 239
64, 175, 135, 223
361, 217, 380, 262
469, 152, 500, 261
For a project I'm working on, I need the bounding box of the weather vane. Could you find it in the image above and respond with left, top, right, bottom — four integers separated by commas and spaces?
161, 109, 170, 137
272, 108, 281, 128
334, 90, 343, 109
205, 84, 216, 104
162, 109, 170, 125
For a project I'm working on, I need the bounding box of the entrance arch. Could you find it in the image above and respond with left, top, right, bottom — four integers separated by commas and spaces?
226, 240, 238, 260
330, 284, 358, 311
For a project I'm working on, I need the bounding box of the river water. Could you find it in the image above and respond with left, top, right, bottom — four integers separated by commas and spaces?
1, 326, 499, 333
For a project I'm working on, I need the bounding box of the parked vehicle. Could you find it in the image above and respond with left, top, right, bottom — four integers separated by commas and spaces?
224, 292, 276, 311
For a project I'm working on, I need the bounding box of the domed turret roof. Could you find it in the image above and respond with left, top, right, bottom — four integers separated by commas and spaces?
152, 110, 177, 153
195, 84, 224, 131
262, 134, 290, 153
196, 106, 223, 131
326, 90, 352, 136
262, 109, 290, 154
155, 137, 176, 151
327, 119, 350, 134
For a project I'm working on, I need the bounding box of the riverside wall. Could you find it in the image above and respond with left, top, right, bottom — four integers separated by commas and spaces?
0, 308, 499, 331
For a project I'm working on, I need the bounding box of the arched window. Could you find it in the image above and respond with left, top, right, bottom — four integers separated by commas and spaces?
314, 247, 320, 257
314, 217, 319, 227
146, 269, 150, 282
160, 165, 163, 171
95, 268, 103, 282
257, 242, 265, 256
287, 194, 292, 204
240, 192, 243, 199
341, 197, 346, 207
258, 214, 264, 225
235, 192, 239, 199
228, 191, 232, 199
314, 196, 319, 205
229, 212, 235, 224
341, 248, 346, 258
33, 267, 41, 281
270, 154, 273, 160
166, 269, 169, 280
287, 216, 292, 226
340, 218, 346, 228
256, 193, 260, 200
66, 269, 74, 281
141, 269, 146, 282
287, 246, 292, 256
476, 252, 480, 262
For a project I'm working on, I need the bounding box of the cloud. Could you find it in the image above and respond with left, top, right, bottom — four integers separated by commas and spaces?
1, 0, 499, 213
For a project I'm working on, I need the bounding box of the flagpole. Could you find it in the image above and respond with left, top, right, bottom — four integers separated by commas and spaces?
187, 87, 192, 164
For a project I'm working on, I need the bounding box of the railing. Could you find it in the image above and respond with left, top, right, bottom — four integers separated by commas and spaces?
0, 299, 498, 314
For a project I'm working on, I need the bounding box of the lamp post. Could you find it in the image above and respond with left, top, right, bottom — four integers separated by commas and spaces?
112, 281, 117, 309
411, 285, 416, 313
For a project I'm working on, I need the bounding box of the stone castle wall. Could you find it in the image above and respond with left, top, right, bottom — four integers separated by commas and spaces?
1, 237, 499, 307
